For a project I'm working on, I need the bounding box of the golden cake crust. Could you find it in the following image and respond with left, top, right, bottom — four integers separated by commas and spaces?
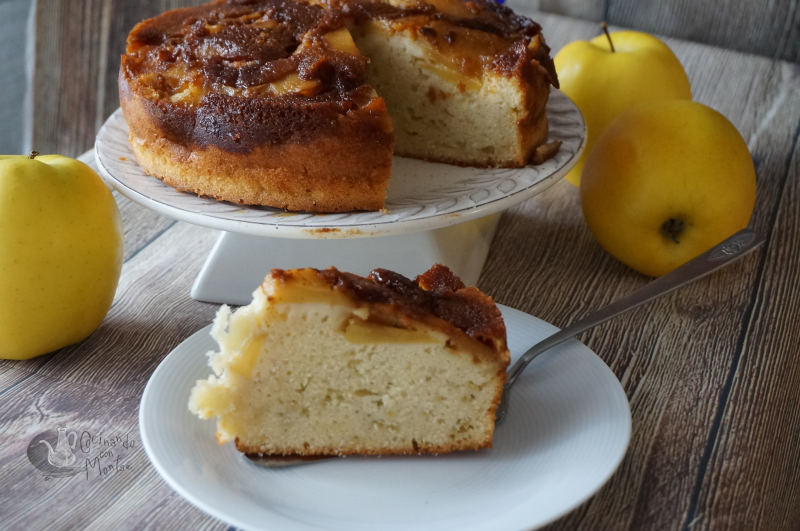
120, 72, 393, 211
235, 434, 494, 456
189, 264, 511, 457
241, 264, 509, 456
121, 0, 558, 211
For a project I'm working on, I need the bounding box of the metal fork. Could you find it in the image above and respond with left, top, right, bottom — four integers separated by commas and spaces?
248, 228, 764, 467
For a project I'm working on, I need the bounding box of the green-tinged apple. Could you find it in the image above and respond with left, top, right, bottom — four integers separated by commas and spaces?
0, 153, 124, 359
555, 27, 692, 186
580, 100, 756, 277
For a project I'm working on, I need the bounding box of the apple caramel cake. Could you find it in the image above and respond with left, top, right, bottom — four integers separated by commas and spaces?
188, 264, 510, 456
120, 0, 559, 211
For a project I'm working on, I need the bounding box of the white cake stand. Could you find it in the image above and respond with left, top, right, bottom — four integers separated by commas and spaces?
95, 90, 585, 305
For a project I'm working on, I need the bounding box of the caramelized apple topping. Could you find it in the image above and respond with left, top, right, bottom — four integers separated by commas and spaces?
122, 0, 557, 107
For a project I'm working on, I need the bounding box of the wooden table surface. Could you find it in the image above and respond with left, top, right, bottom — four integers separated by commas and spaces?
1, 9, 799, 531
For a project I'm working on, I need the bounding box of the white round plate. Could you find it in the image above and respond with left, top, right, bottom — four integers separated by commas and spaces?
96, 90, 584, 239
140, 305, 630, 531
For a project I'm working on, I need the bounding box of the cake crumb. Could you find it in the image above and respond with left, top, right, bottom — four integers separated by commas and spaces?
531, 140, 562, 165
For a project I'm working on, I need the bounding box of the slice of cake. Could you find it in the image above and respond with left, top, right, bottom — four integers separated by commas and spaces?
189, 265, 510, 456
348, 0, 558, 167
119, 0, 559, 212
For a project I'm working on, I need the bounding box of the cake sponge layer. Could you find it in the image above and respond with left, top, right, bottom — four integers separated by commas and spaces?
189, 266, 509, 456
353, 22, 549, 167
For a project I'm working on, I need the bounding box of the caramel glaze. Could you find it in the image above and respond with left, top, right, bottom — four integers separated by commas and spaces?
338, 0, 558, 86
271, 264, 508, 354
121, 0, 557, 155
122, 0, 386, 153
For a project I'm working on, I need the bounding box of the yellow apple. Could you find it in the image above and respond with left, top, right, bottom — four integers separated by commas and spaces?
555, 29, 692, 186
580, 100, 756, 277
0, 154, 124, 359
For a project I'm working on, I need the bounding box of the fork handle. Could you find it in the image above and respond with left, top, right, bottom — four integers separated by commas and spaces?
505, 228, 765, 387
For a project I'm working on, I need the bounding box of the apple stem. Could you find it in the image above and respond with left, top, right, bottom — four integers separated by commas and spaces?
601, 22, 615, 52
28, 150, 39, 160
661, 218, 686, 244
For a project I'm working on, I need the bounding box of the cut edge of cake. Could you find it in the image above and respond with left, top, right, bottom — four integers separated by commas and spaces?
189, 265, 510, 456
352, 19, 550, 168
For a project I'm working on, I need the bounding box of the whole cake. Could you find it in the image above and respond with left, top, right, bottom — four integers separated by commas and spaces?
189, 264, 510, 456
120, 0, 559, 212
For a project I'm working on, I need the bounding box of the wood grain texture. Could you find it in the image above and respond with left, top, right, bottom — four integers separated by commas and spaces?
691, 67, 800, 531
6, 8, 800, 531
31, 0, 107, 157
479, 9, 800, 531
533, 0, 799, 63
0, 373, 225, 531
0, 0, 31, 155
538, 0, 605, 22
31, 0, 206, 157
606, 0, 800, 64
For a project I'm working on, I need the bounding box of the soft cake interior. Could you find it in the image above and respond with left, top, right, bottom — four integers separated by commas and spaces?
189, 276, 503, 456
353, 25, 542, 167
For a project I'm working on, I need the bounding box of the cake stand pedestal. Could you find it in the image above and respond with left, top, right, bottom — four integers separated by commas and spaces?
190, 214, 500, 305
94, 90, 585, 306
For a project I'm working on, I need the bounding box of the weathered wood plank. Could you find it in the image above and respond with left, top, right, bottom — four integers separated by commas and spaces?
10, 8, 800, 531
31, 0, 107, 157
533, 0, 800, 63
538, 0, 605, 22
607, 0, 800, 64
0, 364, 35, 395
0, 373, 225, 530
0, 0, 30, 155
31, 0, 207, 157
477, 11, 800, 531
692, 74, 800, 531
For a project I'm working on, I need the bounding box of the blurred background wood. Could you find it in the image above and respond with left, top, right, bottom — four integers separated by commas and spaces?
0, 0, 32, 155
28, 0, 206, 157
20, 0, 800, 156
605, 0, 800, 63
517, 0, 800, 63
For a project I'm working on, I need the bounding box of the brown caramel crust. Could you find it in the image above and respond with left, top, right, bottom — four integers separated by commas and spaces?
121, 0, 557, 155
330, 0, 558, 87
121, 69, 393, 210
236, 432, 493, 456
121, 0, 384, 153
271, 264, 509, 355
246, 264, 509, 457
